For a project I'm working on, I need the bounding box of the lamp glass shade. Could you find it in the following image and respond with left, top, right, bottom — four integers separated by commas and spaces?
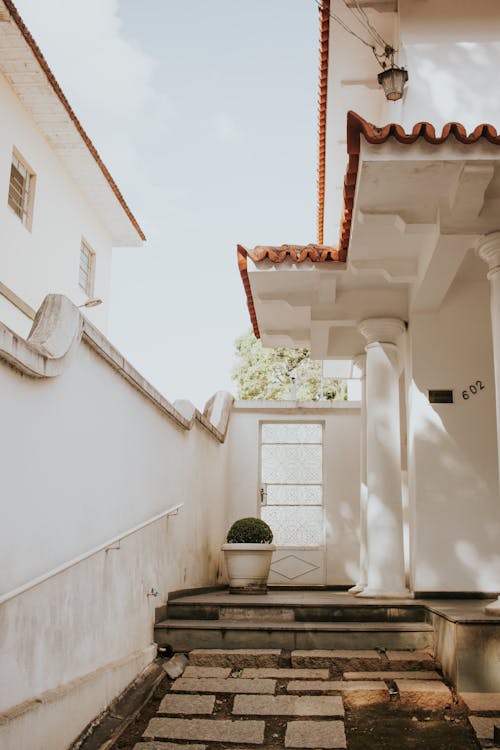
377, 67, 408, 101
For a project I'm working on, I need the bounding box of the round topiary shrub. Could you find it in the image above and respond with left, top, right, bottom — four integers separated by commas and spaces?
226, 517, 273, 544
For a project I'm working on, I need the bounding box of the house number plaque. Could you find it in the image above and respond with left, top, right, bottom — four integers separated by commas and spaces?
462, 381, 485, 400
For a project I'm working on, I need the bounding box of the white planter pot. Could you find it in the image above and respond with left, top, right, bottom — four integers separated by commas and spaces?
222, 543, 276, 594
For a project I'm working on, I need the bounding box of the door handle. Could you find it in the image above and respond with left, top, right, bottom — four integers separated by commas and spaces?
260, 486, 267, 505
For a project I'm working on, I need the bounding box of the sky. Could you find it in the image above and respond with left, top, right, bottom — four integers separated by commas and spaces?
15, 0, 319, 408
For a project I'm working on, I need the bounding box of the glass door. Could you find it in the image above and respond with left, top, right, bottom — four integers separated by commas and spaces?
260, 422, 325, 585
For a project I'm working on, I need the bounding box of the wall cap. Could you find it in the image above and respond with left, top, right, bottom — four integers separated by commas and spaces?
0, 294, 234, 443
232, 400, 360, 411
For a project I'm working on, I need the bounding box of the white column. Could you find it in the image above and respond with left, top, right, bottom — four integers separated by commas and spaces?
478, 233, 500, 614
356, 318, 410, 598
348, 353, 368, 594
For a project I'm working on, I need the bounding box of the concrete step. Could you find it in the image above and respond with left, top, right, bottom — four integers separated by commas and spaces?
166, 601, 429, 623
154, 618, 434, 652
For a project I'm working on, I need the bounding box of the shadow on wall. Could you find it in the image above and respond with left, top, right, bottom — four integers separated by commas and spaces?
323, 514, 360, 585
406, 40, 500, 130
411, 384, 500, 592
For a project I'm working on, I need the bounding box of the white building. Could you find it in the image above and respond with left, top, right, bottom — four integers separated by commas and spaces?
239, 0, 500, 600
0, 0, 144, 336
2, 2, 500, 749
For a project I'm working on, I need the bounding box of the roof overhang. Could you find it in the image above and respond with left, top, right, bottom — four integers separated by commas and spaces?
348, 112, 500, 314
239, 112, 500, 359
0, 0, 145, 246
238, 244, 344, 343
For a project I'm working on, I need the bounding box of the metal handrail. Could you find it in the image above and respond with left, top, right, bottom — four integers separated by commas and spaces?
0, 502, 183, 605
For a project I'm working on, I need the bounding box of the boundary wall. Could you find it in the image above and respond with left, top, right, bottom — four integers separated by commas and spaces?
0, 295, 233, 750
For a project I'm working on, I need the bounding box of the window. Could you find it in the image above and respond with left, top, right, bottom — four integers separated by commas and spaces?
79, 240, 95, 296
8, 151, 35, 228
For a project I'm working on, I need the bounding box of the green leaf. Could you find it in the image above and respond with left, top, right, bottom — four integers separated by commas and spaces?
231, 330, 347, 401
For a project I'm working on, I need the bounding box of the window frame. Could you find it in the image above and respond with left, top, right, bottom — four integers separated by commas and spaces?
7, 148, 36, 230
78, 239, 96, 297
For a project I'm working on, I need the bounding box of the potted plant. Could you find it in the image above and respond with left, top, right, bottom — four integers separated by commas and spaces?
222, 517, 276, 594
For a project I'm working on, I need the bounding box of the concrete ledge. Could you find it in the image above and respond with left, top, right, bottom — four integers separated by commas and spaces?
0, 282, 36, 320
432, 613, 500, 692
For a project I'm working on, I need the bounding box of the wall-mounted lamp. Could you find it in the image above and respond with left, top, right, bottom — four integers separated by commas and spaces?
378, 65, 408, 101
320, 5, 407, 103
78, 297, 103, 309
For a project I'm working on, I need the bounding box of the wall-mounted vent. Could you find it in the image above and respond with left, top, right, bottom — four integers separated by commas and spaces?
428, 390, 453, 404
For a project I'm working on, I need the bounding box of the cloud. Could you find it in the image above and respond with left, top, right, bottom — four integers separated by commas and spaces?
14, 0, 164, 180
211, 114, 242, 144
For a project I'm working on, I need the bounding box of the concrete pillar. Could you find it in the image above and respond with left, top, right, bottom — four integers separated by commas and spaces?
348, 353, 368, 594
478, 233, 500, 614
356, 318, 410, 598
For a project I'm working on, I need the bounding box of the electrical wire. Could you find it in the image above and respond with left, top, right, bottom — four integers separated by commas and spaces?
314, 0, 397, 69
346, 0, 388, 49
342, 0, 383, 46
313, 0, 375, 50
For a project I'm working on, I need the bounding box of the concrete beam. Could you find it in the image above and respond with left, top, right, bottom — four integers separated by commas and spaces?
351, 257, 418, 283
411, 235, 473, 313
448, 163, 495, 222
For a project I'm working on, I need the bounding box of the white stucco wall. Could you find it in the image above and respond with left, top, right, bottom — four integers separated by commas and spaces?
0, 340, 229, 594
399, 0, 500, 132
324, 0, 500, 242
226, 402, 362, 586
0, 72, 112, 333
324, 0, 397, 244
408, 275, 500, 593
0, 331, 230, 750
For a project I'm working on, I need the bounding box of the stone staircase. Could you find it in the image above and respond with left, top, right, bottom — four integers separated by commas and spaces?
154, 591, 434, 652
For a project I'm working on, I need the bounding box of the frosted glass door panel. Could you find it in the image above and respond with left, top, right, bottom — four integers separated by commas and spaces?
261, 423, 322, 444
261, 445, 322, 484
262, 506, 323, 547
266, 485, 322, 506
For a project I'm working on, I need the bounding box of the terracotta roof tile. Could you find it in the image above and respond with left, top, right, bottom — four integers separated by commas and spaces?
346, 111, 500, 151
237, 245, 260, 339
3, 0, 145, 242
317, 0, 330, 244
249, 244, 340, 263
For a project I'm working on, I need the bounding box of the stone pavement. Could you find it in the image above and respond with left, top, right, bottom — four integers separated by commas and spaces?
132, 647, 470, 749
461, 692, 500, 748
